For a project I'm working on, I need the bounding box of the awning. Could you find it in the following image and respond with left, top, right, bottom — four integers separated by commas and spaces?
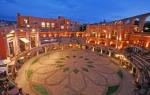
19, 38, 30, 43
0, 67, 7, 73
2, 60, 15, 65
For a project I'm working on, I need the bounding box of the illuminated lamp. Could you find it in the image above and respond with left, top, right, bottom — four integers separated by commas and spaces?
145, 27, 149, 30
108, 34, 111, 39
119, 37, 122, 41
146, 42, 149, 48
27, 24, 30, 27
32, 29, 36, 32
41, 22, 45, 27
6, 34, 13, 37
10, 30, 15, 33
69, 44, 72, 47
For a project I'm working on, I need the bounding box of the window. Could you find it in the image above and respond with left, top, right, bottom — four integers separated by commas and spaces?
24, 19, 28, 24
41, 22, 45, 27
27, 24, 30, 27
67, 21, 69, 25
46, 23, 50, 27
61, 25, 64, 29
51, 23, 55, 28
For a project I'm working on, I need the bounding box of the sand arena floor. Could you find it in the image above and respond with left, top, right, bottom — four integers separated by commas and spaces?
15, 48, 134, 95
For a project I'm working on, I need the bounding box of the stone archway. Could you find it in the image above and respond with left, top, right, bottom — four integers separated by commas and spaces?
132, 18, 140, 32
125, 20, 130, 25
143, 16, 150, 33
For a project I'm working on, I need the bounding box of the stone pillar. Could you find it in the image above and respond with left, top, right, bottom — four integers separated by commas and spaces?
100, 49, 103, 54
6, 38, 11, 56
109, 51, 111, 57
36, 51, 39, 56
26, 31, 31, 50
130, 65, 134, 74
45, 47, 47, 53
36, 31, 41, 47
92, 47, 95, 52
61, 45, 64, 50
14, 31, 20, 55
139, 17, 146, 32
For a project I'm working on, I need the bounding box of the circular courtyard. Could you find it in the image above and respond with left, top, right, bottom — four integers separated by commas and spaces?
15, 48, 134, 95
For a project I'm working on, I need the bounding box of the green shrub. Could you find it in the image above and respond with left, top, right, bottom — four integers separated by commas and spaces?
82, 67, 89, 72
63, 67, 70, 72
73, 68, 79, 74
60, 58, 65, 60
106, 85, 119, 95
56, 64, 64, 68
33, 84, 49, 95
66, 56, 70, 58
86, 64, 95, 68
73, 55, 76, 58
117, 70, 123, 79
56, 60, 63, 63
79, 56, 83, 58
87, 61, 94, 64
26, 69, 33, 79
31, 58, 39, 65
84, 58, 89, 60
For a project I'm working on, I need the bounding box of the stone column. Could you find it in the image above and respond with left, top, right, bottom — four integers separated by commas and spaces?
36, 31, 41, 47
109, 51, 111, 57
36, 51, 39, 56
45, 47, 47, 53
92, 47, 95, 52
14, 31, 20, 55
100, 48, 103, 54
26, 31, 31, 50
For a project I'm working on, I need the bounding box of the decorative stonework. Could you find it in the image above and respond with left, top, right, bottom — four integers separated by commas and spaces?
18, 49, 121, 95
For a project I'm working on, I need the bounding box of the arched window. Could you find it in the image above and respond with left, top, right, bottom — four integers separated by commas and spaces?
143, 16, 150, 33
133, 18, 140, 32
125, 20, 130, 25
133, 18, 140, 25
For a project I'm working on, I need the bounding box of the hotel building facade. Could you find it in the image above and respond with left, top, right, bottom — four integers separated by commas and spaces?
0, 13, 150, 92
0, 13, 149, 63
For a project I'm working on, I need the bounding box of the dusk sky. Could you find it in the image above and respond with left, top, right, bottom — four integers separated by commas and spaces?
0, 0, 150, 23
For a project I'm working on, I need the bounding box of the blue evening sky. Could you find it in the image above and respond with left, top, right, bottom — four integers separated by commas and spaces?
0, 0, 150, 23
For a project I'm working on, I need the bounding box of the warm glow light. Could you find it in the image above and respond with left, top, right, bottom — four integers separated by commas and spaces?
32, 29, 36, 32
119, 37, 122, 41
51, 23, 55, 28
108, 34, 111, 39
47, 23, 50, 27
41, 22, 45, 27
27, 24, 30, 27
145, 27, 149, 30
146, 42, 149, 48
6, 34, 13, 37
24, 19, 28, 24
10, 30, 15, 33
61, 25, 64, 29
69, 44, 72, 47
103, 30, 106, 33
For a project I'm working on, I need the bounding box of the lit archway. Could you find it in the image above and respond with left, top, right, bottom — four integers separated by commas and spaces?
143, 16, 150, 33
125, 20, 130, 25
100, 30, 107, 38
133, 18, 140, 32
